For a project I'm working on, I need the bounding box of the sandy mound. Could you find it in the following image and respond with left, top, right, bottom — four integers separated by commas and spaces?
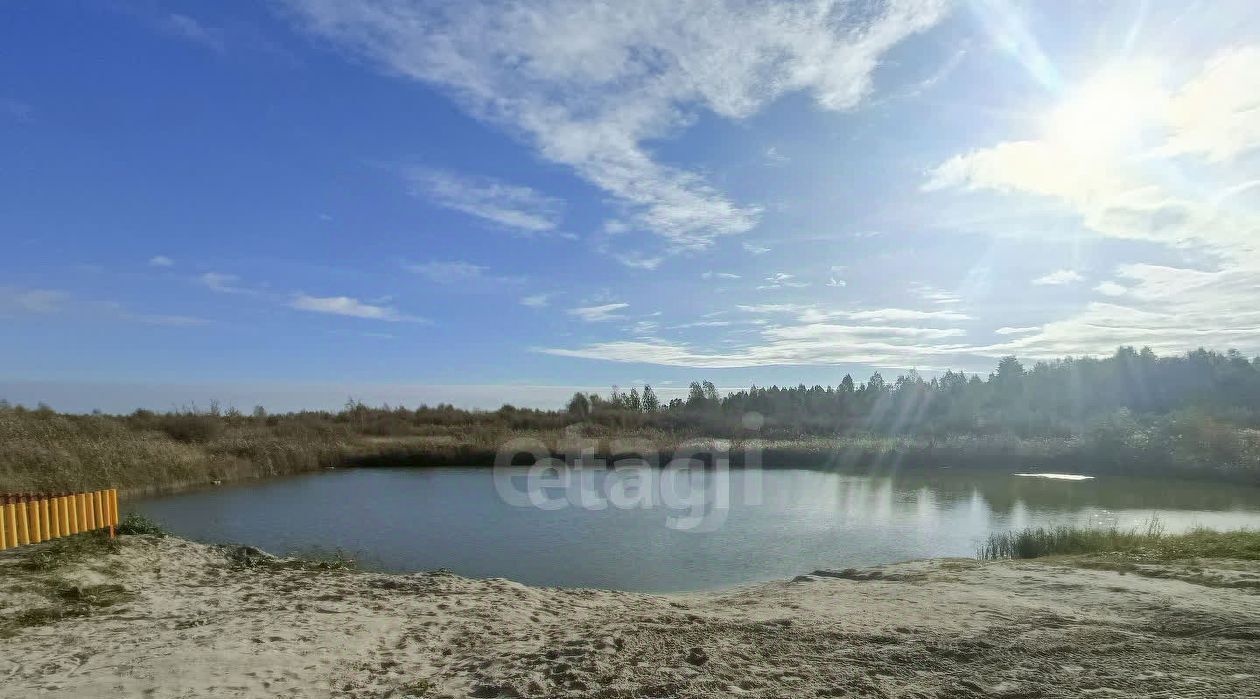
2, 536, 1259, 697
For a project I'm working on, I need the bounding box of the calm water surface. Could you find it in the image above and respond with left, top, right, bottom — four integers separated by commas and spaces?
131, 467, 1260, 592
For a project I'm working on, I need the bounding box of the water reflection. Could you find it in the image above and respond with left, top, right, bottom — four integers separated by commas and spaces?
131, 467, 1260, 592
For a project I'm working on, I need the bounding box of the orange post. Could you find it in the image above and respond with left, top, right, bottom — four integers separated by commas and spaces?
60, 495, 71, 536
42, 497, 52, 540
109, 489, 119, 537
16, 500, 30, 546
87, 491, 97, 531
95, 491, 105, 530
50, 496, 61, 538
0, 502, 7, 551
6, 501, 19, 548
77, 493, 88, 533
29, 497, 43, 544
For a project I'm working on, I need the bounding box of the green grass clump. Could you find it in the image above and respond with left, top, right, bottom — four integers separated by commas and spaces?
16, 532, 121, 573
115, 512, 167, 536
980, 522, 1260, 561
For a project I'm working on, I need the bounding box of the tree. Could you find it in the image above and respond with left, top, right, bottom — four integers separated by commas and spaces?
628, 388, 642, 412
839, 374, 855, 394
566, 392, 590, 418
702, 380, 719, 403
641, 384, 660, 412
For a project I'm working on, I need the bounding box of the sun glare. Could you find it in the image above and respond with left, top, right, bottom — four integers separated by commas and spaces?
1044, 62, 1166, 153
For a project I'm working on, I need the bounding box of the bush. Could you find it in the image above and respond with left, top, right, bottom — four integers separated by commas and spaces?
116, 513, 166, 536
157, 413, 224, 443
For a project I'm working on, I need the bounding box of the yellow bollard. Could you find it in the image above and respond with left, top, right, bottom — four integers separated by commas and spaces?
41, 498, 52, 541
29, 497, 43, 544
77, 493, 88, 533
109, 489, 120, 529
87, 491, 97, 531
16, 500, 30, 546
0, 502, 7, 551
5, 501, 18, 548
95, 491, 105, 530
70, 493, 81, 534
61, 495, 71, 536
50, 496, 61, 539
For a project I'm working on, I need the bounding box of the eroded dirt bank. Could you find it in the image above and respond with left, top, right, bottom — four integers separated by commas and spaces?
2, 536, 1259, 698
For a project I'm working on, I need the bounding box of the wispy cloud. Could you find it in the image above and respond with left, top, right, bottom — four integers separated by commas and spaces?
0, 97, 34, 124
159, 13, 227, 53
198, 272, 252, 294
742, 242, 771, 255
520, 293, 550, 308
404, 168, 563, 234
406, 260, 488, 284
285, 0, 947, 250
1, 287, 208, 326
290, 294, 419, 322
756, 272, 809, 290
1031, 269, 1084, 286
568, 303, 629, 322
701, 271, 740, 280
148, 255, 175, 268
763, 146, 789, 166
0, 288, 70, 314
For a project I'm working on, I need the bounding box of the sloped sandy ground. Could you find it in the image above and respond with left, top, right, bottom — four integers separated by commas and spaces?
2, 536, 1259, 698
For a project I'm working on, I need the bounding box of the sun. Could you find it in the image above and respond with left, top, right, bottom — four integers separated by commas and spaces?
1044, 62, 1166, 154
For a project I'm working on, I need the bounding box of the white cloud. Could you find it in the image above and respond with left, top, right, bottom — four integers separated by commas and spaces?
701, 271, 740, 280
924, 54, 1260, 259
757, 272, 808, 290
520, 293, 550, 308
611, 253, 663, 271
198, 272, 252, 294
405, 168, 563, 233
826, 277, 847, 287
541, 317, 970, 368
844, 308, 971, 322
909, 282, 961, 305
1094, 281, 1127, 297
994, 326, 1040, 335
407, 260, 489, 284
1031, 269, 1084, 286
1163, 46, 1260, 162
984, 263, 1260, 358
764, 146, 789, 166
742, 242, 771, 255
290, 294, 417, 322
568, 302, 629, 322
148, 255, 175, 268
285, 0, 947, 250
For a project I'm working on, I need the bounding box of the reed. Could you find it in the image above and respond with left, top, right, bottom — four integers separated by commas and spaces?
979, 522, 1260, 561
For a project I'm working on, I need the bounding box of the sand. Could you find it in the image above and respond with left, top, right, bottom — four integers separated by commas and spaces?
2, 536, 1259, 698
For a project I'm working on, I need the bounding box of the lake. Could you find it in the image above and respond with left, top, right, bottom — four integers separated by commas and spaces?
130, 466, 1260, 592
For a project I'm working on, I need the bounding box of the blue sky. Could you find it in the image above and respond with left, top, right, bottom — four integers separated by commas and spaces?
3, 1, 1260, 412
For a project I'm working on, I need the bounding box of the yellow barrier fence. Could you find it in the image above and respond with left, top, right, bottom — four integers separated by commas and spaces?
0, 489, 119, 551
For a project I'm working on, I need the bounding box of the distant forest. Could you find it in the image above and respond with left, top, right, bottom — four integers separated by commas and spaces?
561, 347, 1260, 438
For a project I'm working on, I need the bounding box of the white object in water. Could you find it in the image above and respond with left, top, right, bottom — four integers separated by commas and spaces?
1012, 473, 1095, 481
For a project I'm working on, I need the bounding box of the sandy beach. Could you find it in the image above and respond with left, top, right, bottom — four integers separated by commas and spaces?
2, 535, 1259, 698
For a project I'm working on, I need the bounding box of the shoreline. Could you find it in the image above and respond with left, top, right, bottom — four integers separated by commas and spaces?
3, 535, 1259, 697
